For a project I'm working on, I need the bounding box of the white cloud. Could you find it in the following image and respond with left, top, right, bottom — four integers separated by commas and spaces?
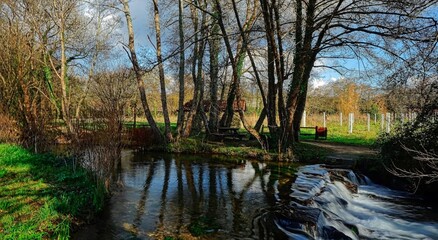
311, 77, 340, 90
312, 78, 327, 89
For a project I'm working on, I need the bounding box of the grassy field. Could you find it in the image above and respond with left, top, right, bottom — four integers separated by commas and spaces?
299, 123, 380, 146
133, 112, 385, 146
297, 113, 386, 146
0, 144, 106, 239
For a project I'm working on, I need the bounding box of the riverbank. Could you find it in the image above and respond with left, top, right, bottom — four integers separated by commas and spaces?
0, 144, 106, 239
145, 137, 335, 162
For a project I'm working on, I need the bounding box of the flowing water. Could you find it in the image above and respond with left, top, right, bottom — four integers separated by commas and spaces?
73, 150, 438, 239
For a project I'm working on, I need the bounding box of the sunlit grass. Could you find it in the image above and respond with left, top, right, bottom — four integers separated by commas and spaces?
300, 114, 383, 146
125, 113, 382, 147
0, 144, 106, 239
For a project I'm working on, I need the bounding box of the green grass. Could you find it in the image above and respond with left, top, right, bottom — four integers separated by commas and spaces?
300, 122, 380, 146
0, 144, 106, 239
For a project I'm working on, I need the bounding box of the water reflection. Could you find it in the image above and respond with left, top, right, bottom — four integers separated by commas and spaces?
76, 150, 294, 239
73, 152, 438, 239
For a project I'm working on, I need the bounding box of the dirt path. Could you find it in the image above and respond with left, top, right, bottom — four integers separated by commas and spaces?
303, 141, 378, 165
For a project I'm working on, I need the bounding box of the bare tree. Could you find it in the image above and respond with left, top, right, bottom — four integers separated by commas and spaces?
176, 0, 186, 139
152, 0, 173, 142
118, 0, 164, 141
388, 143, 438, 186
74, 0, 121, 121
214, 0, 266, 149
249, 0, 438, 157
183, 0, 208, 137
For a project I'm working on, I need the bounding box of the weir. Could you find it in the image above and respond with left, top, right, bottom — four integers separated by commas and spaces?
257, 165, 438, 239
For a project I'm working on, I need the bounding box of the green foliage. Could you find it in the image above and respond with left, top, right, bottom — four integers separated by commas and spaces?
377, 118, 438, 193
0, 168, 7, 178
378, 118, 438, 167
0, 144, 106, 239
168, 138, 212, 153
189, 216, 219, 237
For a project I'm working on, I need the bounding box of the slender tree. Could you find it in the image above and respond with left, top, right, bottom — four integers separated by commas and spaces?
215, 0, 266, 149
176, 0, 186, 138
183, 0, 208, 137
119, 0, 163, 141
152, 0, 173, 142
208, 5, 221, 133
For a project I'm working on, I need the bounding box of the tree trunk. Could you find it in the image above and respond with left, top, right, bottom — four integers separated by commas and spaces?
215, 0, 266, 150
282, 0, 317, 157
176, 0, 185, 139
208, 14, 220, 133
259, 0, 278, 134
120, 0, 163, 141
59, 13, 74, 137
254, 108, 266, 132
183, 0, 207, 137
219, 0, 258, 128
152, 0, 173, 142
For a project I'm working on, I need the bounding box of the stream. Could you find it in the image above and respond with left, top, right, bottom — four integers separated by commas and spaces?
73, 150, 438, 239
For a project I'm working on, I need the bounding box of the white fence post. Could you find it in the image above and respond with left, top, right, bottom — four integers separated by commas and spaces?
323, 112, 326, 128
381, 113, 384, 131
386, 113, 391, 133
348, 113, 353, 134
302, 110, 307, 127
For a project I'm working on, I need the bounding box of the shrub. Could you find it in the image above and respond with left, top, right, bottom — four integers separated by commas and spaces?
377, 117, 438, 196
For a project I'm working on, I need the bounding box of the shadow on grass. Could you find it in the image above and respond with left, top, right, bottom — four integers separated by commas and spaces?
0, 144, 106, 239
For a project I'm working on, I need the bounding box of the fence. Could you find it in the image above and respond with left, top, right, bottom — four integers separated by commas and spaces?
300, 111, 423, 134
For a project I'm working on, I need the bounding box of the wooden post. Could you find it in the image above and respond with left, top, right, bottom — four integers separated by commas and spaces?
374, 113, 377, 124
348, 113, 353, 134
323, 112, 326, 128
367, 113, 370, 131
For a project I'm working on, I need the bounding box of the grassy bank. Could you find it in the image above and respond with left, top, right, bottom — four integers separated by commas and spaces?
0, 144, 106, 239
299, 124, 379, 146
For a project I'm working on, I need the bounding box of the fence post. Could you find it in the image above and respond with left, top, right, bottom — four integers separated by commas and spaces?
302, 110, 307, 127
374, 113, 377, 124
323, 112, 326, 128
367, 113, 370, 131
386, 113, 391, 133
381, 113, 384, 131
348, 113, 353, 134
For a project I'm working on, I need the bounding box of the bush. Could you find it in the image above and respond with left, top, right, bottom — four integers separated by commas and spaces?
0, 114, 18, 143
377, 117, 438, 197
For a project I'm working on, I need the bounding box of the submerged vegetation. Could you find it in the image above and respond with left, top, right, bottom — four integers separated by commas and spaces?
0, 144, 106, 239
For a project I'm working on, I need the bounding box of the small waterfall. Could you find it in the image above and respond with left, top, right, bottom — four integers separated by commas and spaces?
257, 165, 438, 240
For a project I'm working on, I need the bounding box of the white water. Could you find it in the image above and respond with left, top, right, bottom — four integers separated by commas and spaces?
286, 165, 438, 240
